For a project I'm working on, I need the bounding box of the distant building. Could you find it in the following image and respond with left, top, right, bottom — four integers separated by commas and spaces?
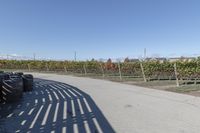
144, 57, 167, 63
123, 57, 140, 63
122, 56, 197, 63
129, 59, 140, 62
168, 57, 196, 62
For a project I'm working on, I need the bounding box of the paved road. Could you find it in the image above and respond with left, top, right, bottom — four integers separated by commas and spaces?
1, 73, 200, 133
0, 74, 114, 133
31, 73, 200, 133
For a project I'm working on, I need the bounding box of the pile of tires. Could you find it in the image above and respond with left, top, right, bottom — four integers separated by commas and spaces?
0, 72, 34, 103
22, 74, 33, 92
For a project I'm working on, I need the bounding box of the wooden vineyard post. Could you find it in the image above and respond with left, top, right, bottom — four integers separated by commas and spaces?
28, 64, 31, 71
83, 64, 87, 75
46, 63, 49, 71
118, 62, 122, 80
64, 66, 67, 73
140, 63, 147, 82
174, 63, 180, 87
195, 61, 198, 85
100, 63, 105, 78
195, 78, 197, 85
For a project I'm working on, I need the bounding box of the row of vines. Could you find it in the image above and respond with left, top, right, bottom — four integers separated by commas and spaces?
1, 59, 200, 81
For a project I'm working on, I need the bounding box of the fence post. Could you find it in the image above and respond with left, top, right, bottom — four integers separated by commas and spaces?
83, 64, 87, 75
118, 62, 122, 80
100, 63, 105, 78
174, 63, 180, 87
140, 63, 147, 82
28, 64, 31, 71
64, 66, 67, 73
46, 63, 49, 71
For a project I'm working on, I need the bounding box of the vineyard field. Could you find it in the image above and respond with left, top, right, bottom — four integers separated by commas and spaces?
1, 59, 200, 86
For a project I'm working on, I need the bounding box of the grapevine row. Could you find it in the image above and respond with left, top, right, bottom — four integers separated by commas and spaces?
1, 59, 200, 80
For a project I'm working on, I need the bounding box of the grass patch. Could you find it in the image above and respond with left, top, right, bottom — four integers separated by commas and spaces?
131, 80, 176, 87
167, 85, 200, 93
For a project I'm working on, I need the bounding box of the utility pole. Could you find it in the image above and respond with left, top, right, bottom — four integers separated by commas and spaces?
33, 53, 36, 61
74, 51, 77, 61
144, 48, 146, 60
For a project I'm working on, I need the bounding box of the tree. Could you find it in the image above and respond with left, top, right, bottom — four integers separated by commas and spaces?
124, 57, 130, 63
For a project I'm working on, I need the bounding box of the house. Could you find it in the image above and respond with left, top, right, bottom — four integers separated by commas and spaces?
168, 57, 196, 62
144, 57, 167, 63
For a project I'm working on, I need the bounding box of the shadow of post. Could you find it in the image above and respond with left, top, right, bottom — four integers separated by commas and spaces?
0, 78, 115, 133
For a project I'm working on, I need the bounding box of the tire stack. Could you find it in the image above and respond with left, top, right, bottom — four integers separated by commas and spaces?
22, 74, 33, 92
0, 72, 34, 103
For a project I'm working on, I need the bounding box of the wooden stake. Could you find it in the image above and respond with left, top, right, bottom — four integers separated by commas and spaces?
46, 63, 49, 71
64, 66, 67, 72
100, 63, 105, 78
140, 63, 147, 82
118, 62, 122, 80
174, 63, 180, 87
28, 64, 31, 71
83, 64, 87, 75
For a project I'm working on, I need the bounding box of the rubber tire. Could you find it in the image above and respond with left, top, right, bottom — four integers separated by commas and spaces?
15, 72, 24, 77
0, 73, 10, 102
0, 71, 4, 73
4, 72, 13, 76
0, 73, 10, 80
1, 78, 23, 103
0, 75, 3, 102
10, 74, 22, 79
23, 74, 33, 79
22, 74, 33, 92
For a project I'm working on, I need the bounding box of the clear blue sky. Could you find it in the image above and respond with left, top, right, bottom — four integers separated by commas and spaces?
0, 0, 200, 60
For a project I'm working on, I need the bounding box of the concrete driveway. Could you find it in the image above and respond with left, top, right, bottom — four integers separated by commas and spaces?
1, 73, 200, 133
32, 73, 200, 133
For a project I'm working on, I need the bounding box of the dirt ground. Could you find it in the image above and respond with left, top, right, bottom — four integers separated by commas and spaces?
63, 74, 200, 97
122, 80, 200, 97
7, 69, 200, 97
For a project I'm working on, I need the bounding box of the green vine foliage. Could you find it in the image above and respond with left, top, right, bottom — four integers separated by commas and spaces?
143, 61, 174, 79
0, 59, 200, 79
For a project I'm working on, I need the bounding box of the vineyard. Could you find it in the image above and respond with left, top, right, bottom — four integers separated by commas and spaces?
1, 59, 200, 86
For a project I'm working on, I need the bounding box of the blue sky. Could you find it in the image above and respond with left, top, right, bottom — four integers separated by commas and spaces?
0, 0, 200, 60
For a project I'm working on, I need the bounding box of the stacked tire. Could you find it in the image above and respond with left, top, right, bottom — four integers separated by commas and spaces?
0, 72, 33, 103
22, 74, 33, 92
0, 73, 9, 102
1, 78, 23, 102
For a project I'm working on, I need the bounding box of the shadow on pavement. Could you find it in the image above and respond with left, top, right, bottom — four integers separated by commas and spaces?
0, 78, 115, 133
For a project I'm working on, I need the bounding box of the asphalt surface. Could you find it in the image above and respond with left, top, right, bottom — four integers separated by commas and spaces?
1, 73, 200, 133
